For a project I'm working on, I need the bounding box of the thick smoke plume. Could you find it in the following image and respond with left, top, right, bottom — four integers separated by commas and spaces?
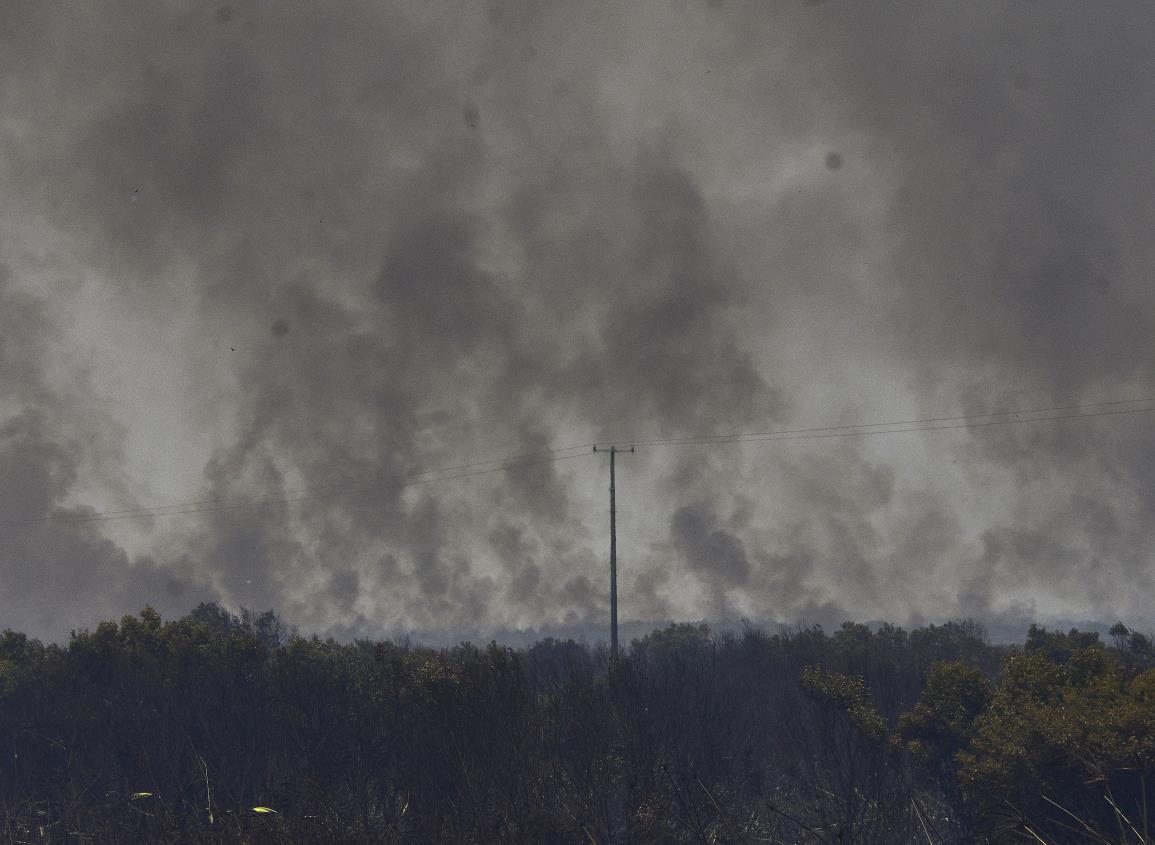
2, 1, 1153, 641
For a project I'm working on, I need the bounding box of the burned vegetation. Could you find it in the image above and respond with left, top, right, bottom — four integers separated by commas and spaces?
1, 608, 1153, 843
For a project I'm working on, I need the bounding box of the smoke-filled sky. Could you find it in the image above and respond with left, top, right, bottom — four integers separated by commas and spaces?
3, 0, 1155, 643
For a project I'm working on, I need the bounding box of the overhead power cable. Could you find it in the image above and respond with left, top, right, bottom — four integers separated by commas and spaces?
2, 449, 591, 528
621, 395, 1155, 447
5, 394, 1154, 529
635, 403, 1155, 447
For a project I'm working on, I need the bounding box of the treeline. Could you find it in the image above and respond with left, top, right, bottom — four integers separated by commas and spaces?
0, 606, 1153, 844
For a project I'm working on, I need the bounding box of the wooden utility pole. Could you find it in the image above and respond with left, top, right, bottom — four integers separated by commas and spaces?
593, 444, 634, 661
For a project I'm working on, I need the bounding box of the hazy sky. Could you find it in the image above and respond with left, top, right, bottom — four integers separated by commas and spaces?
3, 0, 1155, 642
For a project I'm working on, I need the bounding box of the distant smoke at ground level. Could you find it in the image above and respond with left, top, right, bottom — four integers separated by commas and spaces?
135, 607, 1129, 651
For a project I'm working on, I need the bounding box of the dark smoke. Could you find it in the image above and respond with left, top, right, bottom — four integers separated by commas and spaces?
1, 1, 1154, 641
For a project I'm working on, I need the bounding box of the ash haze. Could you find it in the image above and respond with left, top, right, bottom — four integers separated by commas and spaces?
2, 1, 1154, 643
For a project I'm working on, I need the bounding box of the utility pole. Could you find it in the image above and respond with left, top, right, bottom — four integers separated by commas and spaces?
593, 444, 634, 662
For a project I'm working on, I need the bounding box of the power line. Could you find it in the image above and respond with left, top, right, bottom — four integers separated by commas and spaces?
93, 442, 593, 520
638, 404, 1155, 447
6, 395, 1155, 529
622, 396, 1155, 447
1, 449, 591, 528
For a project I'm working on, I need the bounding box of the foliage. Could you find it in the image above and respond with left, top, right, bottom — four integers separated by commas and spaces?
0, 608, 1151, 843
894, 625, 1155, 844
901, 661, 993, 765
801, 665, 888, 741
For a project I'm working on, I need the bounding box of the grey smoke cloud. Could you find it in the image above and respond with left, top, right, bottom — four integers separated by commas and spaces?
671, 502, 751, 617
0, 270, 217, 640
2, 1, 1154, 641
